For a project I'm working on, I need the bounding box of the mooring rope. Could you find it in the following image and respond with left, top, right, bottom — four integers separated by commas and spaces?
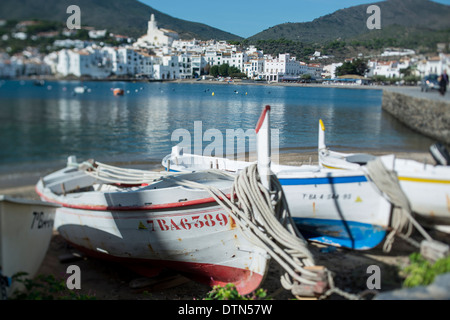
159, 163, 362, 299
71, 160, 177, 185
363, 157, 434, 252
72, 159, 363, 299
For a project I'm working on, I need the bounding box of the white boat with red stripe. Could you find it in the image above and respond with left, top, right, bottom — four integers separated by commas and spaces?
35, 114, 277, 295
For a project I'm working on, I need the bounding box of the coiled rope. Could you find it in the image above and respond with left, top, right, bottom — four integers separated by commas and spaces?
363, 157, 433, 252
158, 163, 361, 299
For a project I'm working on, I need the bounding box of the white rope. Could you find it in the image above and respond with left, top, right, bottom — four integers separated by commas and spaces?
160, 164, 365, 299
74, 160, 177, 185
363, 157, 433, 252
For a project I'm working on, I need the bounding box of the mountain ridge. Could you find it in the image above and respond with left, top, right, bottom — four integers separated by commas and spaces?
0, 0, 243, 41
248, 0, 450, 43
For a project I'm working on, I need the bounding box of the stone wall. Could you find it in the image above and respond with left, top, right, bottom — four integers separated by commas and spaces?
382, 90, 450, 145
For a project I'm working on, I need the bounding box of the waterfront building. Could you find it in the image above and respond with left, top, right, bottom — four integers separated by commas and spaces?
244, 58, 264, 79
0, 54, 51, 78
56, 47, 111, 78
262, 53, 322, 82
367, 59, 412, 79
322, 63, 343, 79
416, 53, 449, 77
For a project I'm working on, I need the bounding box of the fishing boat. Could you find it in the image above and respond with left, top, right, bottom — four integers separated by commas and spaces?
113, 88, 124, 96
162, 107, 393, 250
74, 86, 86, 94
35, 161, 272, 294
317, 119, 450, 233
34, 105, 301, 296
0, 195, 58, 299
33, 80, 45, 86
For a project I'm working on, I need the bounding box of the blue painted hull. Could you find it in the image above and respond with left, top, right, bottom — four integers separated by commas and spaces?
293, 218, 387, 250
166, 169, 391, 250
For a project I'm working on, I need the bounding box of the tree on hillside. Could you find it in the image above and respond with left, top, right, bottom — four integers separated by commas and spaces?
336, 59, 368, 77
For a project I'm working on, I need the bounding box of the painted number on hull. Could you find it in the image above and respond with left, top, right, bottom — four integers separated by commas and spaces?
31, 211, 54, 229
145, 213, 231, 232
302, 193, 352, 200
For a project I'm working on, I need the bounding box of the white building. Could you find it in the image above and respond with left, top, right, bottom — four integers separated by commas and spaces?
135, 14, 179, 48
88, 30, 107, 39
244, 58, 264, 79
417, 53, 450, 77
0, 53, 51, 78
262, 53, 322, 82
56, 47, 111, 78
322, 62, 343, 79
366, 59, 412, 78
381, 48, 416, 57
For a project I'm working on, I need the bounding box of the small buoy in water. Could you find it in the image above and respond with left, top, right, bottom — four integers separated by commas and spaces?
212, 92, 215, 96
245, 92, 247, 95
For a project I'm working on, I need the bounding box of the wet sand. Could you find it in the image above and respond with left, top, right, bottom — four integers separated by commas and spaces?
2, 150, 449, 300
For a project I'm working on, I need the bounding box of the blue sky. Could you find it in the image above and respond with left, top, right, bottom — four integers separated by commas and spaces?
139, 0, 450, 38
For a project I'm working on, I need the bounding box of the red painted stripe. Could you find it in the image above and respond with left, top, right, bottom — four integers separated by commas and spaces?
57, 206, 225, 220
36, 185, 231, 212
255, 105, 271, 133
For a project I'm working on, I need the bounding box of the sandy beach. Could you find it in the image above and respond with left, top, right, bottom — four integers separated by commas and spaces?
2, 150, 449, 300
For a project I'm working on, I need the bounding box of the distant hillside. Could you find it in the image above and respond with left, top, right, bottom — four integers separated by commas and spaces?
0, 0, 242, 41
248, 0, 450, 44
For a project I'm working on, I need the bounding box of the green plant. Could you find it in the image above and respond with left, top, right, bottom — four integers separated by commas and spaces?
11, 273, 96, 300
402, 253, 450, 288
203, 283, 270, 300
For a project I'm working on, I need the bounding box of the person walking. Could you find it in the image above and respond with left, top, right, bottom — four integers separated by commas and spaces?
439, 69, 449, 96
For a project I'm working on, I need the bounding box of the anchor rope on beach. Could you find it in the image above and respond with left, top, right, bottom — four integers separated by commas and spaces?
159, 163, 362, 300
363, 157, 436, 253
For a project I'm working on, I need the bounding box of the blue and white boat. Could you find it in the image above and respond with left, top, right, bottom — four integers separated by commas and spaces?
318, 119, 450, 234
162, 106, 392, 250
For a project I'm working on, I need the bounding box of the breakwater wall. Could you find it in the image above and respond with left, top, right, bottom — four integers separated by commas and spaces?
382, 89, 450, 145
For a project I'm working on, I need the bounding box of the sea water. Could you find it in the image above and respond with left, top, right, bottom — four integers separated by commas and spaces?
0, 79, 434, 179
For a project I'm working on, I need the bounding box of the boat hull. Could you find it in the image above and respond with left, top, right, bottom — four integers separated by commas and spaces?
0, 196, 58, 298
320, 151, 450, 228
35, 168, 270, 295
52, 203, 268, 294
318, 120, 450, 230
278, 173, 391, 250
162, 151, 392, 250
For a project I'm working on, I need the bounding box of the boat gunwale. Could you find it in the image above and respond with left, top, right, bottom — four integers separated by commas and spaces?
35, 184, 232, 212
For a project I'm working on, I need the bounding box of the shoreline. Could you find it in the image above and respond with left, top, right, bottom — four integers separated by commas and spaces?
0, 150, 435, 198
2, 148, 447, 301
9, 75, 394, 91
2, 149, 447, 300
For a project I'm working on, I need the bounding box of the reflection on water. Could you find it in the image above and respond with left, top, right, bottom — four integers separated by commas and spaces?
0, 80, 435, 174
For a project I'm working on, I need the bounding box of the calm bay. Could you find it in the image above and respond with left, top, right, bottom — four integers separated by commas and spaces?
0, 79, 435, 185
